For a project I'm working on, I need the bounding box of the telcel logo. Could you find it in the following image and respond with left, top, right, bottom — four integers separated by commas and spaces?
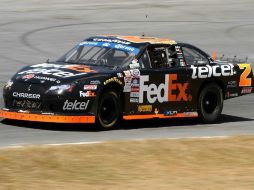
63, 100, 89, 111
191, 63, 235, 79
139, 74, 190, 103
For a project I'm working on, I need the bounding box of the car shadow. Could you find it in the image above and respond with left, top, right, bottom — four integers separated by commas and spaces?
1, 114, 253, 132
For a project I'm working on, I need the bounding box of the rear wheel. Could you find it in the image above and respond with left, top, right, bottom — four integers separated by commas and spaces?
198, 83, 223, 123
96, 90, 122, 130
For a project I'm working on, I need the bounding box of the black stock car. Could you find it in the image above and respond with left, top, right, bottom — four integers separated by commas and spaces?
0, 35, 253, 130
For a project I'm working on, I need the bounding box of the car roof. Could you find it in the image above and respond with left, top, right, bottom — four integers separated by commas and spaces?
89, 35, 177, 45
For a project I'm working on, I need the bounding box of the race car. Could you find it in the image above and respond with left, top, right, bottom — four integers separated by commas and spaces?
0, 35, 253, 130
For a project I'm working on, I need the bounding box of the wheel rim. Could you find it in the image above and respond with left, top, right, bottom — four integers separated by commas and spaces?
99, 97, 117, 125
203, 91, 218, 114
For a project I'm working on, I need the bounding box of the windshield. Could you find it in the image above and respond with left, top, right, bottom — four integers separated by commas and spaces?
57, 41, 140, 68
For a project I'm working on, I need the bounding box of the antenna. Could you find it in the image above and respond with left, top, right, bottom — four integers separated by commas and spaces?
142, 3, 150, 37
233, 55, 237, 62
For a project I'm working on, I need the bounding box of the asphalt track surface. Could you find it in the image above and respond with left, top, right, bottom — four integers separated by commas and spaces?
0, 0, 254, 147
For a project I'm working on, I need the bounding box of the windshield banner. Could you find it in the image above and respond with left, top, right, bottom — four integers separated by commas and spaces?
79, 41, 139, 54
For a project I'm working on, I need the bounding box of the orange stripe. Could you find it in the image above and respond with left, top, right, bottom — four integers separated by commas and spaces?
123, 113, 198, 120
0, 110, 95, 123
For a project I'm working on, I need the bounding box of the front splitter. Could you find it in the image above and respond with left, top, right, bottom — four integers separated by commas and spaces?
0, 109, 95, 123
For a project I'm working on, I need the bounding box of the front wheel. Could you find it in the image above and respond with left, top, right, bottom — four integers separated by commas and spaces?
198, 83, 223, 123
96, 90, 122, 130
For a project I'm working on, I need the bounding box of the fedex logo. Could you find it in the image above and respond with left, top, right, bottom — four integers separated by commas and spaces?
139, 74, 190, 103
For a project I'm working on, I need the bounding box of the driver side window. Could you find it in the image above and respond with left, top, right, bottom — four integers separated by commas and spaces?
182, 46, 209, 65
138, 50, 151, 69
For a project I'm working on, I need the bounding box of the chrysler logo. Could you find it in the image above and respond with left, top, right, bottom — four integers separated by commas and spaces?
27, 85, 32, 91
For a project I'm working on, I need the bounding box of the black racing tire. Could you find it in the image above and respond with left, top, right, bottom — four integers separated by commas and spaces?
96, 90, 122, 130
198, 83, 223, 123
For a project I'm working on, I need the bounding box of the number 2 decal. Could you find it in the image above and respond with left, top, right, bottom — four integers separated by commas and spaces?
238, 64, 252, 87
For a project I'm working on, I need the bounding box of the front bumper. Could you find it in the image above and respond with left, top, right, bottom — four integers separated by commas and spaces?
0, 109, 95, 124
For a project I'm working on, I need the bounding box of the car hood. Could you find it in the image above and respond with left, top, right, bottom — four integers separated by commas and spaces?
13, 62, 113, 85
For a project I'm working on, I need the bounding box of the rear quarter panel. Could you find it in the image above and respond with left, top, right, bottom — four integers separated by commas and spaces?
224, 63, 254, 99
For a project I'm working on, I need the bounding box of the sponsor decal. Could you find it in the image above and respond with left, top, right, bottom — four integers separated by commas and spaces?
80, 91, 96, 97
79, 41, 98, 46
22, 74, 35, 80
139, 74, 191, 103
164, 110, 178, 116
19, 63, 95, 78
154, 108, 159, 115
131, 87, 140, 92
13, 92, 40, 99
64, 65, 95, 73
130, 98, 139, 103
84, 85, 97, 90
63, 100, 90, 111
178, 55, 184, 59
130, 92, 139, 98
49, 84, 74, 93
191, 63, 236, 79
33, 76, 61, 83
183, 112, 198, 117
92, 38, 131, 45
117, 73, 124, 78
27, 84, 32, 91
123, 71, 131, 77
241, 87, 253, 94
129, 61, 140, 69
180, 60, 186, 66
138, 105, 152, 112
5, 80, 13, 88
124, 86, 131, 92
102, 43, 110, 47
104, 77, 123, 85
114, 44, 139, 54
130, 69, 140, 77
80, 40, 139, 54
225, 92, 238, 98
117, 36, 176, 44
123, 77, 132, 91
131, 78, 140, 87
18, 68, 85, 78
124, 76, 140, 92
124, 77, 132, 83
30, 63, 61, 68
227, 81, 237, 88
31, 63, 94, 72
41, 112, 54, 115
14, 99, 41, 110
175, 46, 182, 52
18, 110, 30, 113
175, 46, 185, 66
90, 80, 101, 85
238, 64, 252, 87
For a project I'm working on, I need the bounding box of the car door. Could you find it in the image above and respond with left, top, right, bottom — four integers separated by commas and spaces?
136, 44, 193, 116
180, 43, 213, 110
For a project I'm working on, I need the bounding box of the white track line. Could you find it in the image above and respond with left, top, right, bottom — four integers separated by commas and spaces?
166, 135, 230, 140
0, 135, 233, 150
0, 141, 103, 150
